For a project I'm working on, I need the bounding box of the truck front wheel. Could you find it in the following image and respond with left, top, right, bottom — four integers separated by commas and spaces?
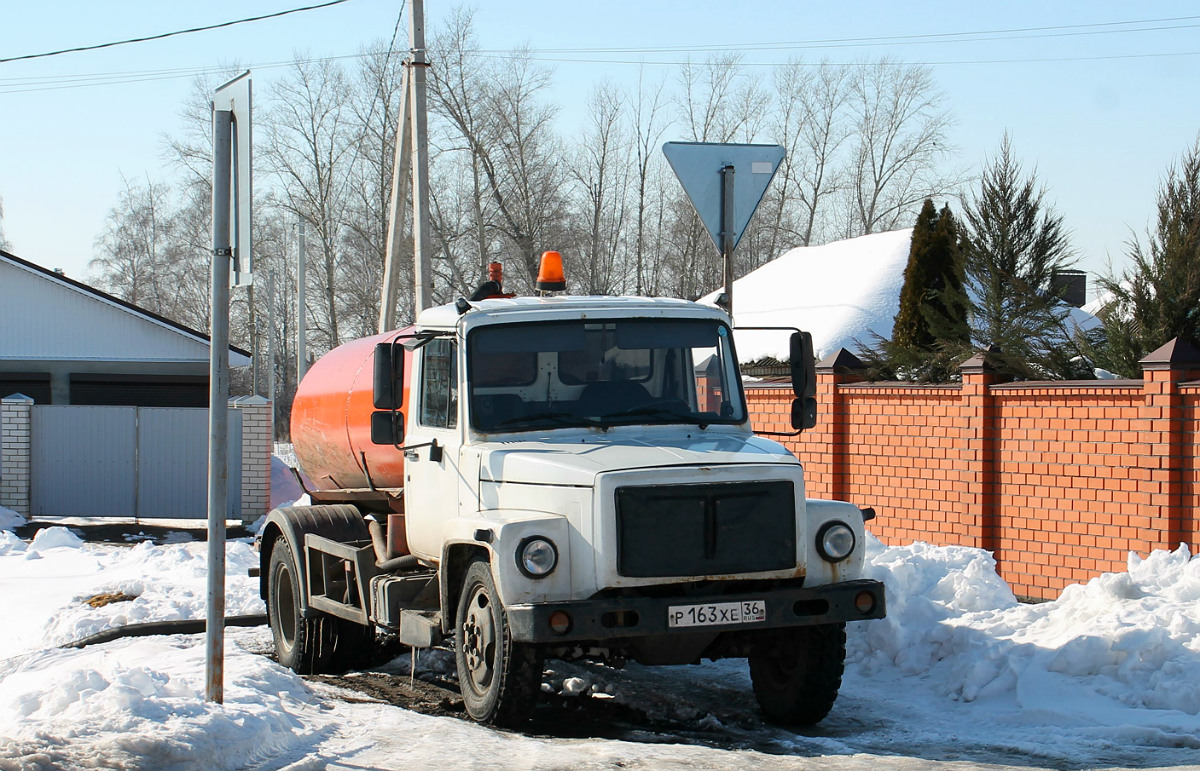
454, 558, 543, 726
749, 623, 847, 726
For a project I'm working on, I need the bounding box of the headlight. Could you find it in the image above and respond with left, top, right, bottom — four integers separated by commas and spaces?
816, 521, 855, 563
516, 536, 558, 578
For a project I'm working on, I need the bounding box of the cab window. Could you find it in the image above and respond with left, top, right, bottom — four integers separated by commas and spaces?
419, 338, 458, 428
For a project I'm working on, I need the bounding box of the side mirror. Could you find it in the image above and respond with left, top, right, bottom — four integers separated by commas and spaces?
790, 397, 817, 431
373, 341, 404, 410
789, 331, 817, 431
370, 410, 405, 445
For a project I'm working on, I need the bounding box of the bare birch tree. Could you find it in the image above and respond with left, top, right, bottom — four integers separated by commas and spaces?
262, 56, 354, 351
570, 81, 630, 294
844, 58, 958, 236
628, 70, 671, 295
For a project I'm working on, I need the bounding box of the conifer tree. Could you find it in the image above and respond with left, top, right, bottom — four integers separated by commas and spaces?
892, 199, 939, 350
861, 199, 968, 381
956, 135, 1091, 380
1091, 140, 1200, 377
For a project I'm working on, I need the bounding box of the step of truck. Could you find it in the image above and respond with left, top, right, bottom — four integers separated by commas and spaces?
398, 610, 443, 649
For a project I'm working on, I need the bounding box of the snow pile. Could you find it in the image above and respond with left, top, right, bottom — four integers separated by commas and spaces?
0, 635, 314, 771
849, 536, 1200, 743
28, 525, 83, 552
0, 537, 263, 659
2, 526, 1198, 768
0, 504, 23, 532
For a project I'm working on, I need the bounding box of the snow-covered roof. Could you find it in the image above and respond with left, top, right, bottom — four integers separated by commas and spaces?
700, 229, 915, 361
700, 229, 1102, 363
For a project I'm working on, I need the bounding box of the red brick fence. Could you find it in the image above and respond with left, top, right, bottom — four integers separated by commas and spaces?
746, 338, 1200, 600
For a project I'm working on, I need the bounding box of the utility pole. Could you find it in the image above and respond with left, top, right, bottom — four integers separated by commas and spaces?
378, 67, 412, 333
410, 0, 433, 315
379, 0, 433, 330
297, 220, 308, 383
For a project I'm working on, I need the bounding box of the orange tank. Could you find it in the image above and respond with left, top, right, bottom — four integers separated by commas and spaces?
291, 328, 413, 491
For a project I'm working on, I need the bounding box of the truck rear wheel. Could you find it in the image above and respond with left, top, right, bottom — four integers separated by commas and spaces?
268, 537, 330, 674
454, 558, 543, 726
749, 623, 846, 726
269, 537, 372, 674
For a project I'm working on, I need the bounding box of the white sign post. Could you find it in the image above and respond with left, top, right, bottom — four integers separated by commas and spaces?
207, 71, 252, 704
662, 142, 784, 319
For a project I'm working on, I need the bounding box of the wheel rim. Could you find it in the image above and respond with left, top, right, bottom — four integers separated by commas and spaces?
461, 583, 497, 694
275, 561, 297, 650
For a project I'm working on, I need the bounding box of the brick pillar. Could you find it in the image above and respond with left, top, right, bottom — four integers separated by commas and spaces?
231, 396, 273, 524
1138, 338, 1200, 553
959, 351, 1003, 552
814, 349, 867, 502
1, 394, 34, 517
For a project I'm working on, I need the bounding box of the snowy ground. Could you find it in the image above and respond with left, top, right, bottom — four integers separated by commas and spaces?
1, 503, 1198, 771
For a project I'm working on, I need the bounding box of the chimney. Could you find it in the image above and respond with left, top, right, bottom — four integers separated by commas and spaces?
1050, 269, 1086, 307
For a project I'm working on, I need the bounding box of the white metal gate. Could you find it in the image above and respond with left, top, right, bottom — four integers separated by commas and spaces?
31, 405, 242, 518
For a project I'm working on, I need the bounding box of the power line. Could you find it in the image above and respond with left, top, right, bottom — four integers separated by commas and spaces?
0, 0, 355, 65
508, 50, 1200, 68
471, 14, 1200, 56
4, 11, 1199, 95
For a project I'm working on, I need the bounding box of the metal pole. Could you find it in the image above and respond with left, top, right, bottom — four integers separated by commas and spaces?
379, 68, 413, 333
250, 284, 259, 395
720, 164, 736, 320
206, 108, 233, 705
297, 220, 308, 384
410, 0, 433, 314
267, 268, 276, 427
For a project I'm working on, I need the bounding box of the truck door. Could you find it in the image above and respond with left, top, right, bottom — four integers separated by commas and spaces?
403, 337, 465, 560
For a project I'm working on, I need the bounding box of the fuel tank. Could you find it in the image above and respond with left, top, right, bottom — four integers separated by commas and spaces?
291, 328, 412, 491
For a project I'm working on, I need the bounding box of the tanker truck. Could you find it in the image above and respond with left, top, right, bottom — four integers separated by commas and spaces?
259, 255, 885, 727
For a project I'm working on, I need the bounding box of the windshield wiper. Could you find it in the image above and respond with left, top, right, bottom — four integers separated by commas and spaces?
488, 411, 602, 430
598, 405, 710, 429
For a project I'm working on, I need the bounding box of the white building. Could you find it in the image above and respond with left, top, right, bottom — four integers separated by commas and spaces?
0, 249, 249, 405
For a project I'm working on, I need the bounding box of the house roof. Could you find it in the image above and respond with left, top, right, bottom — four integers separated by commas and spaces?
701, 229, 1102, 363
0, 248, 251, 365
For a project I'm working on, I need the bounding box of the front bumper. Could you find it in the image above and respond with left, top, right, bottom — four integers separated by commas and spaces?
507, 578, 885, 644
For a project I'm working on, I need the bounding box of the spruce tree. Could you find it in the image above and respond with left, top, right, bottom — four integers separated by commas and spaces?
956, 135, 1091, 380
1092, 141, 1200, 377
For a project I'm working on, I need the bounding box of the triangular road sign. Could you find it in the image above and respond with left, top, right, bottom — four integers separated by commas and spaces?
662, 142, 784, 256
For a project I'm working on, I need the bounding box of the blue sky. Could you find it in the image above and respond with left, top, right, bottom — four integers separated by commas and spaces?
2, 0, 1199, 293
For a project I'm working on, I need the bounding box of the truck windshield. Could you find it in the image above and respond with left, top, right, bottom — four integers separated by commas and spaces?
467, 318, 746, 432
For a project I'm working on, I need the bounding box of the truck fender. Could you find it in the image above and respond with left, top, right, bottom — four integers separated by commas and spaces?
438, 512, 573, 632
804, 498, 871, 587
258, 504, 369, 616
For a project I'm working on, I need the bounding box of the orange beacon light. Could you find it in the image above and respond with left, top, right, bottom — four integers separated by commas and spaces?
536, 250, 566, 292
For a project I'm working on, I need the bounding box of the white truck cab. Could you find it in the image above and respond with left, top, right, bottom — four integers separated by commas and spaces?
262, 292, 885, 728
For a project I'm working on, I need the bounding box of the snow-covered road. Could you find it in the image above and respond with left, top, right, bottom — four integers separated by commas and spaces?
1, 508, 1198, 771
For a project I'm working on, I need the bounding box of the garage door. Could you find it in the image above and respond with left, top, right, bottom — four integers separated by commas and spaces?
31, 405, 242, 518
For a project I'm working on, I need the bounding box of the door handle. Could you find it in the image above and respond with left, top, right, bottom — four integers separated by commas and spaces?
404, 450, 419, 461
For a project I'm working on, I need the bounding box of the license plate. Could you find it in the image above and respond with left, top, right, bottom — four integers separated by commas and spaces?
667, 600, 766, 628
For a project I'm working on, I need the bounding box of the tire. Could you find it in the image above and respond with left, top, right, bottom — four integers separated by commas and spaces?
267, 533, 333, 672
454, 558, 543, 726
749, 623, 847, 726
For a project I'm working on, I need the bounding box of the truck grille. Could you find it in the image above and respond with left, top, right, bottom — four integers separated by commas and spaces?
615, 481, 796, 578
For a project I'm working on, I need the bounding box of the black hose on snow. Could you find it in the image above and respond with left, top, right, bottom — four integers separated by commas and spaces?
61, 614, 268, 649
